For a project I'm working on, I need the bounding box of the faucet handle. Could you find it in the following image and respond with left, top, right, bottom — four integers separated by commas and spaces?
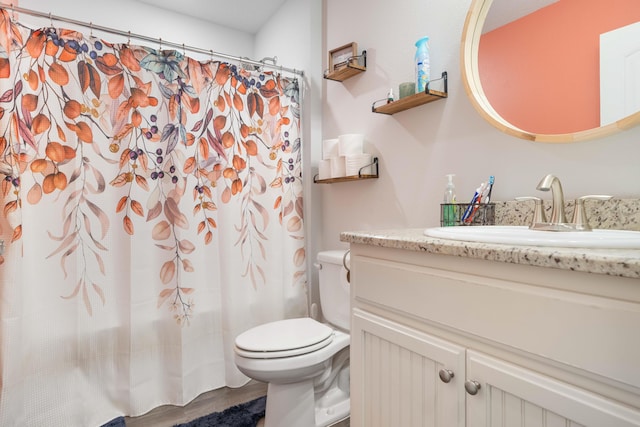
571, 195, 613, 231
515, 196, 547, 227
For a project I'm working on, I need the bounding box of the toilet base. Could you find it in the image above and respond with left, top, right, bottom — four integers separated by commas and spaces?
265, 380, 315, 427
264, 376, 350, 427
315, 392, 350, 426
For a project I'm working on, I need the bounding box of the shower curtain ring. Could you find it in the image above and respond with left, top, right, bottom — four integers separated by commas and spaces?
127, 31, 131, 46
49, 12, 53, 27
89, 22, 93, 37
159, 37, 162, 51
182, 43, 185, 56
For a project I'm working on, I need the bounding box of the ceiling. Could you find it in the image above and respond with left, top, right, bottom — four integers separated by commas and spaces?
132, 0, 561, 36
134, 0, 560, 36
133, 0, 288, 34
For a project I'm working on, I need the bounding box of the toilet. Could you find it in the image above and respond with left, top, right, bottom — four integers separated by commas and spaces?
234, 250, 351, 427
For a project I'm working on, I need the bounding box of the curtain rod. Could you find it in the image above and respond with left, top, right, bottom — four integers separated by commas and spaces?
2, 4, 304, 77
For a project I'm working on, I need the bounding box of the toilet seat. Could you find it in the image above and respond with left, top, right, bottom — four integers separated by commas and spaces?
235, 318, 334, 359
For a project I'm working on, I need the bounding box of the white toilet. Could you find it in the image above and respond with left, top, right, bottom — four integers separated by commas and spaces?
234, 250, 351, 427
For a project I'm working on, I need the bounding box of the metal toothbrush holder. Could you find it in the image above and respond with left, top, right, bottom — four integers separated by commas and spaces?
440, 203, 495, 227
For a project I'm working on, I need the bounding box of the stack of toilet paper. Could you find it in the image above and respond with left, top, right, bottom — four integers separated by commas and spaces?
319, 134, 373, 179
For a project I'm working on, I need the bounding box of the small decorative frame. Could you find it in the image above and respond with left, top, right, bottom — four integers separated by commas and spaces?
329, 42, 358, 72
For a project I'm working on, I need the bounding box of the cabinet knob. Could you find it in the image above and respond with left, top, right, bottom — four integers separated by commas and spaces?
464, 380, 481, 395
438, 369, 455, 383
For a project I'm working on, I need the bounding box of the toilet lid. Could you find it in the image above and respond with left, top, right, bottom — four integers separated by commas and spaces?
235, 318, 334, 358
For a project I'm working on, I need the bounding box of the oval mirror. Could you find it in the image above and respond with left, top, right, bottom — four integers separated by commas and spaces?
461, 0, 640, 142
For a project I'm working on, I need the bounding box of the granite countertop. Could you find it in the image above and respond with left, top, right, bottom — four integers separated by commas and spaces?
340, 228, 640, 280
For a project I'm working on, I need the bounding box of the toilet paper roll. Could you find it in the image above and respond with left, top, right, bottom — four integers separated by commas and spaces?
338, 134, 364, 157
318, 159, 332, 180
330, 156, 346, 178
322, 139, 339, 160
345, 153, 373, 176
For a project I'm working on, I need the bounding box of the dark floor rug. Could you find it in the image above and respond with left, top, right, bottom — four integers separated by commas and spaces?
99, 396, 266, 427
174, 396, 266, 427
100, 416, 126, 427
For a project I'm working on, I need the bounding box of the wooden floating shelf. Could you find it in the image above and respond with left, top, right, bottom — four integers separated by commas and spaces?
372, 71, 448, 115
325, 43, 367, 82
314, 157, 378, 184
373, 89, 447, 115
314, 174, 378, 184
324, 63, 367, 82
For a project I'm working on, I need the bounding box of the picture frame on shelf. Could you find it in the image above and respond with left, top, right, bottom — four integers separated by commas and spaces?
329, 42, 358, 72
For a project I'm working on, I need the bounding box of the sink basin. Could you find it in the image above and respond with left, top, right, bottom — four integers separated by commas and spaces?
424, 226, 640, 249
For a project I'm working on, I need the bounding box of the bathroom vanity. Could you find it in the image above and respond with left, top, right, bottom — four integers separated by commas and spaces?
341, 229, 640, 426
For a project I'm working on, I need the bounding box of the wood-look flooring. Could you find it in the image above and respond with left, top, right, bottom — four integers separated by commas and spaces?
124, 380, 350, 427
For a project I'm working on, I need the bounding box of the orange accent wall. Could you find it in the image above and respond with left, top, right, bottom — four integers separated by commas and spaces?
479, 0, 640, 134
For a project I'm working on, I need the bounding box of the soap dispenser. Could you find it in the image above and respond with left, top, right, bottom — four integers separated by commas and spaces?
443, 174, 456, 226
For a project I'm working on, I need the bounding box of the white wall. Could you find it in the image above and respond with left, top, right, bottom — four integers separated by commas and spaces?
322, 0, 640, 249
8, 0, 254, 61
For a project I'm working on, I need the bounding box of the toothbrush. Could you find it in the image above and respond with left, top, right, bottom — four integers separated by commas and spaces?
465, 181, 488, 223
484, 176, 495, 204
461, 182, 485, 223
460, 190, 476, 222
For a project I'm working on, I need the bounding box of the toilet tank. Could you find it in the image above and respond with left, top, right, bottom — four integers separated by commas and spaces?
317, 250, 351, 331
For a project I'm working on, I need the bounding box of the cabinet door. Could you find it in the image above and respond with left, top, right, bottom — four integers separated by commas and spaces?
466, 350, 640, 427
351, 309, 466, 427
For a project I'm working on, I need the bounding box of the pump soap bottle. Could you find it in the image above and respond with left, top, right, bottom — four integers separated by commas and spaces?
443, 174, 456, 226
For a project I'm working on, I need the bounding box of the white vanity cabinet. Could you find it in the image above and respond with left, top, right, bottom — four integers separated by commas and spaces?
348, 244, 640, 427
352, 309, 465, 426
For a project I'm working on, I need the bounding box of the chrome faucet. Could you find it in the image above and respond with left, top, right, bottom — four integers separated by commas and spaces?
527, 174, 612, 231
536, 174, 567, 225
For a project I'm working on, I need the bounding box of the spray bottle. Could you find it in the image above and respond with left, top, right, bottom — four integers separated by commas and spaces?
415, 36, 431, 92
443, 174, 456, 226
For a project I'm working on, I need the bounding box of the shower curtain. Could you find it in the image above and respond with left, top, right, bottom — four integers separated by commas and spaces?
0, 9, 307, 426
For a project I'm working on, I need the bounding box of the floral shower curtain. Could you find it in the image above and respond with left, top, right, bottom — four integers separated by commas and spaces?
0, 9, 307, 426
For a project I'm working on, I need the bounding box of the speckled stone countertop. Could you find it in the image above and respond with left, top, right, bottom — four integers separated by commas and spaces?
340, 199, 640, 280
